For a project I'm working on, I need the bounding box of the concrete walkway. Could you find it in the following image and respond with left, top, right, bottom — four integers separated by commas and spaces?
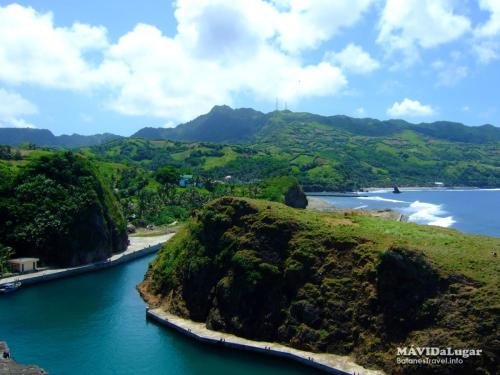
0, 234, 174, 287
147, 308, 385, 375
0, 342, 46, 374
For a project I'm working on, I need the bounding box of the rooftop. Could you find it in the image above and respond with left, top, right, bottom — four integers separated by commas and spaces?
9, 258, 39, 264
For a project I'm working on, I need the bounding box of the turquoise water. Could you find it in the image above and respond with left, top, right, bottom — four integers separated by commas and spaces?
1, 190, 498, 374
320, 189, 500, 237
0, 255, 323, 374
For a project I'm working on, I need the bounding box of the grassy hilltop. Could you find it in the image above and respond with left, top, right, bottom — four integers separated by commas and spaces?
140, 197, 499, 374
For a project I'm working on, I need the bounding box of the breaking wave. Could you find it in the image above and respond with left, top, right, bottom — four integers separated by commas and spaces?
358, 196, 408, 204
404, 201, 455, 228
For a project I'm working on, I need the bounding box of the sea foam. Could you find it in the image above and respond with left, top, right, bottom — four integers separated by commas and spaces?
358, 196, 408, 204
404, 201, 455, 228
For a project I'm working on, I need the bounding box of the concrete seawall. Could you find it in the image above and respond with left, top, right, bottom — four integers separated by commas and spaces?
0, 234, 174, 287
146, 308, 385, 375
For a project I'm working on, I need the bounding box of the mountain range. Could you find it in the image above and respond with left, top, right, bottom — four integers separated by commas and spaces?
132, 105, 500, 144
1, 106, 499, 188
0, 128, 121, 148
1, 105, 499, 148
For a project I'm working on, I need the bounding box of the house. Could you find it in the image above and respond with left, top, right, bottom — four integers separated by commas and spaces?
179, 175, 194, 187
9, 258, 39, 273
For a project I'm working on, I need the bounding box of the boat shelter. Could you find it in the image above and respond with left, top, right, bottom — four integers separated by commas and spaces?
8, 258, 39, 273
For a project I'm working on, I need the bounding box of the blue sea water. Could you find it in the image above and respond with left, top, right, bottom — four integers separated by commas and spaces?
0, 254, 323, 375
0, 190, 498, 374
318, 189, 500, 237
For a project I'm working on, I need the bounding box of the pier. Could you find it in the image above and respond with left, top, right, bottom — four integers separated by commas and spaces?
146, 308, 385, 375
0, 234, 174, 288
0, 341, 46, 374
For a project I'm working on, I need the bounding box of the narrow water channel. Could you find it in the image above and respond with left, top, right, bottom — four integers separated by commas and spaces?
0, 254, 322, 374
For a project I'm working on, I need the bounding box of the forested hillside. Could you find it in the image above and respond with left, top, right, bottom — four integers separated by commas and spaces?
0, 128, 121, 148
0, 151, 127, 267
91, 115, 500, 191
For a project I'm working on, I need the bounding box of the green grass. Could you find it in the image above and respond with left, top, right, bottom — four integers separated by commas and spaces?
142, 197, 499, 374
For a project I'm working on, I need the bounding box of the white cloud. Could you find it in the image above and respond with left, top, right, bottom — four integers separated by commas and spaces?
0, 88, 38, 128
324, 44, 380, 74
431, 60, 468, 87
475, 0, 500, 38
273, 0, 375, 53
387, 98, 434, 118
0, 2, 356, 123
377, 0, 471, 64
0, 4, 108, 90
355, 107, 365, 116
472, 0, 500, 64
473, 40, 500, 63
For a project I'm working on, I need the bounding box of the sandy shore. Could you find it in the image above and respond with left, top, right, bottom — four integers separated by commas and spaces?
147, 308, 385, 375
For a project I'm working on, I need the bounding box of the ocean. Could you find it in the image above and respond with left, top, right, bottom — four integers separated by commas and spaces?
316, 189, 500, 237
0, 190, 498, 374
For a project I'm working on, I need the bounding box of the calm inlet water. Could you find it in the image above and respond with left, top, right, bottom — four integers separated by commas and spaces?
319, 189, 500, 237
0, 255, 323, 375
1, 190, 498, 374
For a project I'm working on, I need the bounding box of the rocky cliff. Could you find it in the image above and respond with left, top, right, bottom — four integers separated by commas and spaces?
140, 197, 499, 374
0, 152, 127, 267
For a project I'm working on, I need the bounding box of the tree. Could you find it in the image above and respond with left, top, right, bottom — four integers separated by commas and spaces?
155, 166, 179, 187
0, 243, 14, 275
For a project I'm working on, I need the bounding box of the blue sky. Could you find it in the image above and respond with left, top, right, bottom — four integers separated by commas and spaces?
0, 0, 499, 136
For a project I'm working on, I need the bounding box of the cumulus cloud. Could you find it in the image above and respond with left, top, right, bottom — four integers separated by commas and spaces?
0, 88, 38, 128
387, 98, 434, 118
472, 0, 500, 64
273, 0, 375, 53
324, 44, 380, 74
377, 0, 471, 64
475, 0, 500, 38
0, 2, 363, 122
0, 4, 108, 90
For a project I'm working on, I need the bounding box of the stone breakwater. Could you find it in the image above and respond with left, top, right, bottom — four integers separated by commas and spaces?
0, 341, 46, 374
146, 308, 385, 375
0, 234, 174, 288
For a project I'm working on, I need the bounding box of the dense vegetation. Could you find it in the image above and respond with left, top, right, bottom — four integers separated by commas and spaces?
0, 128, 121, 148
140, 197, 499, 375
4, 106, 499, 189
97, 107, 500, 190
0, 151, 127, 267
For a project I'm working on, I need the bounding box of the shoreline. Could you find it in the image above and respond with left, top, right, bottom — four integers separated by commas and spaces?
0, 341, 45, 374
146, 307, 385, 375
0, 234, 174, 287
306, 187, 500, 194
306, 197, 407, 222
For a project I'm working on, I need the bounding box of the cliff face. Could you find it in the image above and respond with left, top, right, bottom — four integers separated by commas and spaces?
0, 152, 127, 267
140, 197, 499, 375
